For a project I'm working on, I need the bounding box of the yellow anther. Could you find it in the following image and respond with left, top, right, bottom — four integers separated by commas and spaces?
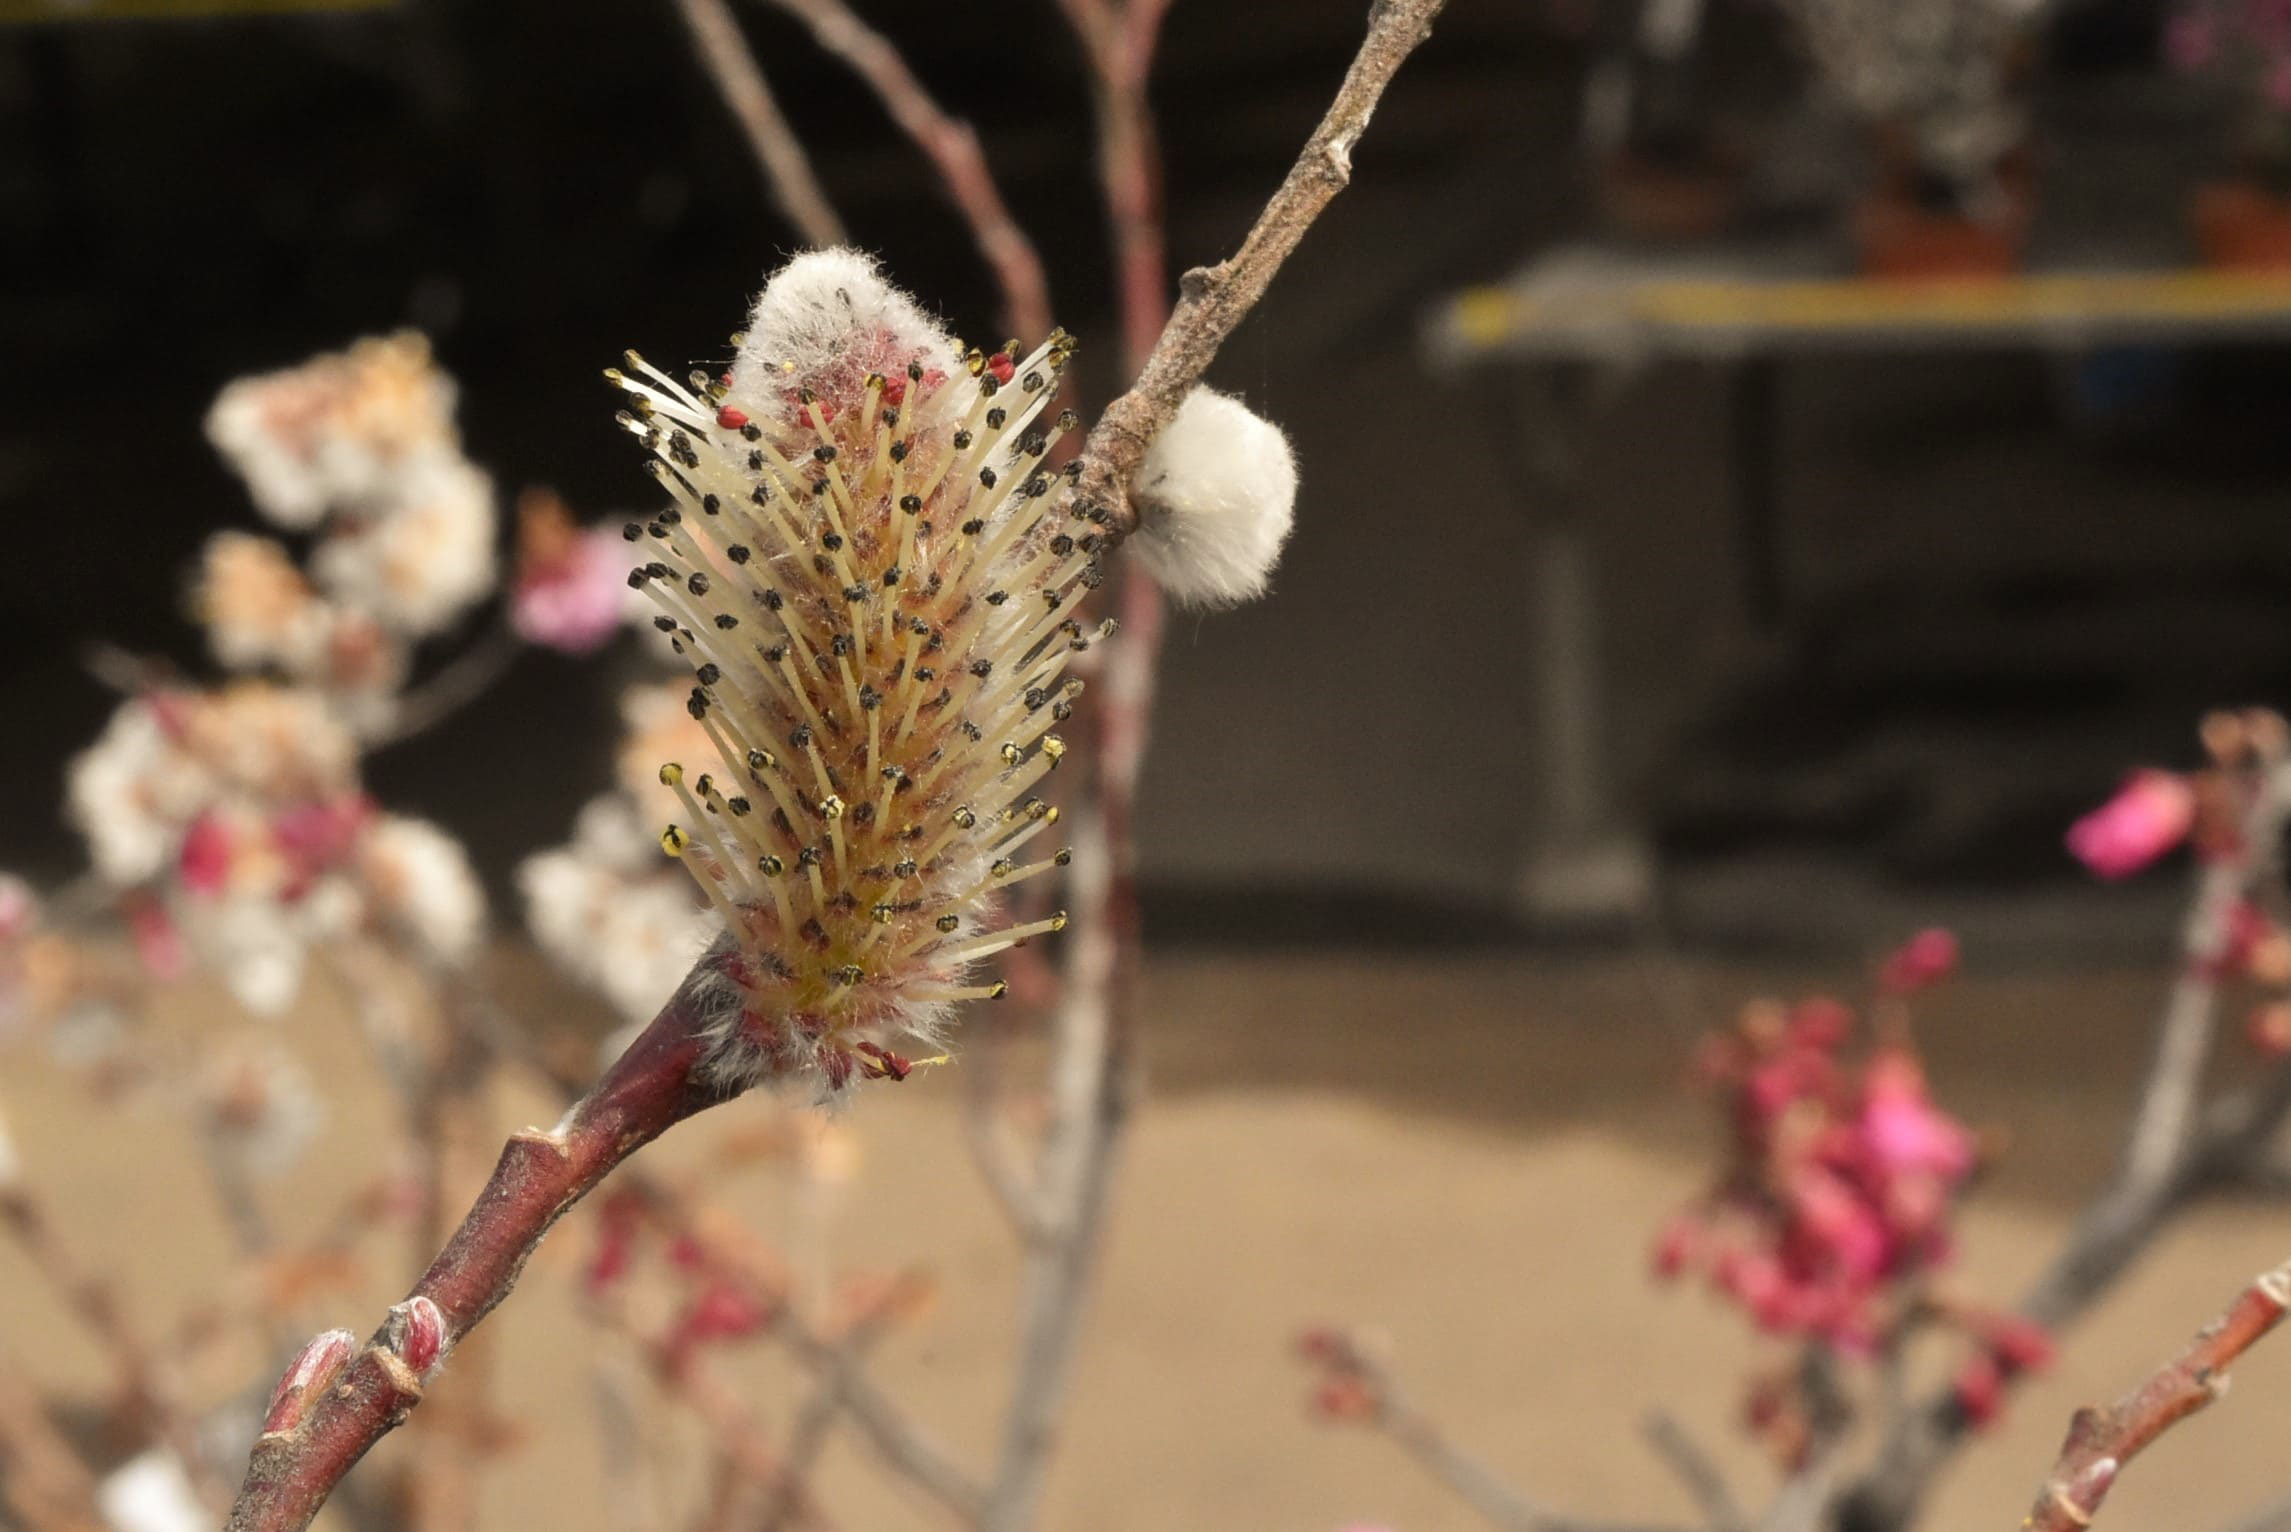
659, 762, 684, 787
660, 824, 689, 857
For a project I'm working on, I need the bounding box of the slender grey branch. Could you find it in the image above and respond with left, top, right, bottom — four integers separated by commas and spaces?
2219, 1487, 2291, 1532
1642, 1411, 1747, 1532
669, 0, 848, 246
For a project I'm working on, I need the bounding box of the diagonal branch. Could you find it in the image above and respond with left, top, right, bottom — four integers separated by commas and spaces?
1072, 0, 1451, 543
670, 0, 848, 246
2021, 1258, 2291, 1531
222, 962, 747, 1532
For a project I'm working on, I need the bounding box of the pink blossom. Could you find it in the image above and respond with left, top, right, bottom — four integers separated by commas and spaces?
178, 814, 234, 896
1859, 1049, 1977, 1183
125, 895, 187, 982
513, 527, 628, 654
2066, 770, 2196, 879
512, 489, 629, 654
1878, 928, 1959, 996
0, 876, 34, 944
271, 795, 372, 897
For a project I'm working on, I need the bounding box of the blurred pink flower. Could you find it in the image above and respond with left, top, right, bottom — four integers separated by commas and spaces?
512, 488, 628, 654
2267, 51, 2291, 108
1858, 1049, 1976, 1183
2167, 10, 2218, 70
1878, 927, 1959, 996
2066, 770, 2195, 879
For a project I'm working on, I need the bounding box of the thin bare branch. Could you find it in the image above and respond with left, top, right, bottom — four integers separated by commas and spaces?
0, 1349, 105, 1532
755, 0, 1053, 341
1642, 1411, 1747, 1532
0, 1180, 223, 1506
670, 0, 847, 247
1071, 0, 1450, 540
2021, 1257, 2291, 1531
223, 963, 747, 1532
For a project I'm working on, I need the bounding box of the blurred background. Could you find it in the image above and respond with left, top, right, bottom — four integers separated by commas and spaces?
10, 0, 2291, 1529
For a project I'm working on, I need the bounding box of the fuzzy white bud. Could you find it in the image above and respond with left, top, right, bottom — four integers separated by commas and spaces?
729, 247, 956, 416
1125, 386, 1297, 608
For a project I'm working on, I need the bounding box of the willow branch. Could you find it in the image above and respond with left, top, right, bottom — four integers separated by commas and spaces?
222, 963, 747, 1532
670, 0, 848, 246
756, 0, 1053, 341
1072, 0, 1449, 540
2021, 1258, 2291, 1531
448, 981, 989, 1521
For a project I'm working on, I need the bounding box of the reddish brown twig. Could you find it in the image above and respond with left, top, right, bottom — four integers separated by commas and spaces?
757, 0, 1054, 343
671, 0, 848, 246
223, 964, 746, 1532
2021, 1258, 2291, 1531
1070, 0, 1451, 542
1055, 0, 1174, 368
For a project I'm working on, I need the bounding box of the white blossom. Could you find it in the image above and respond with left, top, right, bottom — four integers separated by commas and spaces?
357, 815, 487, 967
66, 701, 214, 886
204, 332, 460, 529
310, 455, 498, 637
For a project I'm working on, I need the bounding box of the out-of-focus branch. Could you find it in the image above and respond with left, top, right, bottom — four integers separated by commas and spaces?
222, 965, 747, 1532
367, 618, 525, 749
1070, 0, 1450, 541
1642, 1412, 1746, 1532
1054, 0, 1173, 368
755, 0, 1053, 342
2020, 1258, 2291, 1531
1311, 1334, 1691, 1532
0, 1177, 221, 1505
752, 1273, 926, 1532
0, 1351, 104, 1532
670, 0, 848, 247
2219, 1486, 2291, 1532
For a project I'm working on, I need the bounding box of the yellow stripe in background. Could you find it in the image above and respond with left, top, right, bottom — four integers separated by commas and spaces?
0, 0, 394, 20
1453, 269, 2291, 345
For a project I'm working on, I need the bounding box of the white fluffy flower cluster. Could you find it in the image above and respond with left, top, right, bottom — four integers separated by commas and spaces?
63, 683, 486, 1015
199, 333, 498, 729
519, 683, 720, 1034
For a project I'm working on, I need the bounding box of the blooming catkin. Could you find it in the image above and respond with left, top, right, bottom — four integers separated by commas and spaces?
609, 249, 1101, 1098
